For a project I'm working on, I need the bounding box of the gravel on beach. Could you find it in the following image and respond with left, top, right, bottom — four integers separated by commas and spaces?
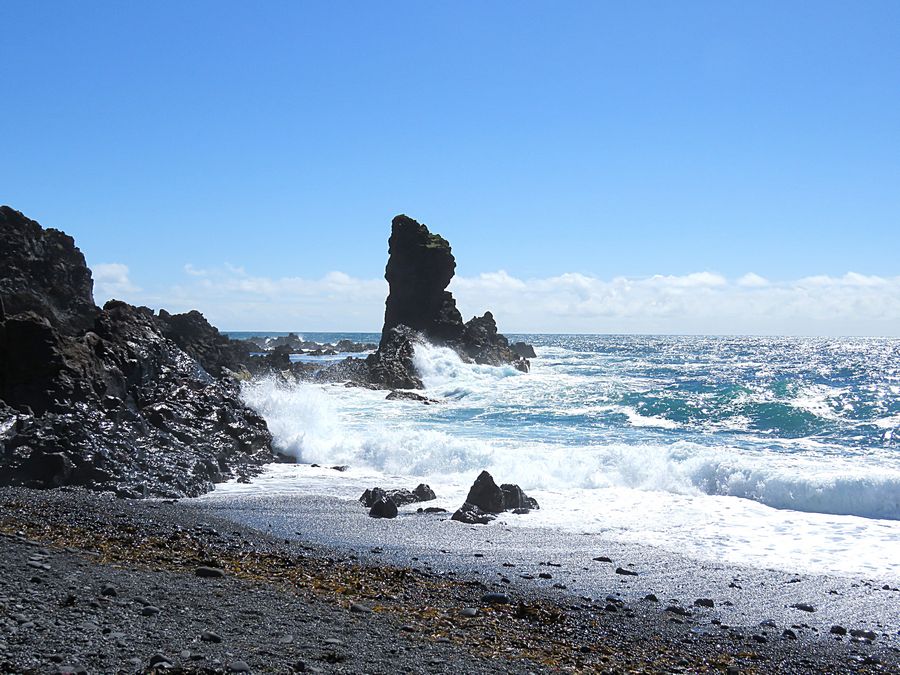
0, 487, 896, 674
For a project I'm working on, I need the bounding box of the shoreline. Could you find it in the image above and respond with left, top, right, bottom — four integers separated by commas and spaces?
1, 487, 896, 674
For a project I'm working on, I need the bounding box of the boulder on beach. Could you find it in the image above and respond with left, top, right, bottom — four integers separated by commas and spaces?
465, 470, 505, 513
501, 483, 540, 510
451, 471, 539, 525
450, 502, 496, 525
360, 483, 437, 510
368, 496, 399, 519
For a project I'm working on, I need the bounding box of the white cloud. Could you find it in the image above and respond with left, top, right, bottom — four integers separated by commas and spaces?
108, 265, 900, 335
737, 272, 770, 288
92, 263, 139, 300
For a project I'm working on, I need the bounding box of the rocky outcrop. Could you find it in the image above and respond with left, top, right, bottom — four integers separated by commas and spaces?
368, 215, 530, 388
451, 471, 539, 525
366, 325, 423, 390
155, 309, 253, 377
381, 215, 464, 343
0, 206, 97, 336
0, 207, 274, 497
462, 311, 525, 367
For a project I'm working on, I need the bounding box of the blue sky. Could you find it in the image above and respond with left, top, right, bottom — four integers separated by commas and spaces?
2, 2, 899, 333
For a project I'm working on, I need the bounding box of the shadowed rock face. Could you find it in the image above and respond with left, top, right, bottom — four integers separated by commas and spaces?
382, 214, 466, 344
369, 215, 530, 388
0, 207, 274, 497
0, 206, 97, 336
155, 309, 253, 377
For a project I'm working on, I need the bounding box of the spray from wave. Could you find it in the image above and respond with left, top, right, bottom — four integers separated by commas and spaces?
239, 339, 900, 521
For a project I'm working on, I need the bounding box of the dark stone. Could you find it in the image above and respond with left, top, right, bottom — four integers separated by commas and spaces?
510, 341, 537, 358
462, 312, 528, 372
694, 598, 715, 608
368, 496, 398, 519
791, 602, 816, 612
365, 325, 422, 390
500, 483, 539, 510
360, 484, 435, 508
850, 629, 877, 641
465, 471, 505, 513
782, 629, 797, 639
412, 483, 436, 502
312, 356, 372, 385
359, 487, 386, 508
201, 630, 223, 643
380, 215, 462, 342
450, 502, 496, 525
615, 567, 638, 576
830, 625, 847, 636
385, 390, 437, 404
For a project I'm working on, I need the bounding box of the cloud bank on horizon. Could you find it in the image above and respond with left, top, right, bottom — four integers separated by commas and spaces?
93, 263, 900, 336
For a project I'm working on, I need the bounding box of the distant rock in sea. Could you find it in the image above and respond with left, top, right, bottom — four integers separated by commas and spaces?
367, 215, 531, 389
0, 205, 274, 497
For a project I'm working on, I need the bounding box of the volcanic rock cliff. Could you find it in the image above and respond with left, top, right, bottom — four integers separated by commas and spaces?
368, 215, 529, 388
0, 206, 273, 497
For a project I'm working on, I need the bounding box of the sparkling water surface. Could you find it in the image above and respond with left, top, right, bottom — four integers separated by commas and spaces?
220, 333, 900, 578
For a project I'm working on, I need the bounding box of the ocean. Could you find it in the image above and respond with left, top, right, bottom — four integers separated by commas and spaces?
220, 333, 900, 579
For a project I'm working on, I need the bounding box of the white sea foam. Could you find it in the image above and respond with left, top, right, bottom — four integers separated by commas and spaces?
233, 338, 900, 577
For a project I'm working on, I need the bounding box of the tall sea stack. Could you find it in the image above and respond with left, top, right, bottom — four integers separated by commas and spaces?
368, 215, 529, 389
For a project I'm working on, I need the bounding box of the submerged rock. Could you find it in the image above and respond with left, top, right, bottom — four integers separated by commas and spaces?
385, 390, 438, 404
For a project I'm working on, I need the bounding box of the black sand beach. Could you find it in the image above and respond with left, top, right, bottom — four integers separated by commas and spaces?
1, 487, 895, 674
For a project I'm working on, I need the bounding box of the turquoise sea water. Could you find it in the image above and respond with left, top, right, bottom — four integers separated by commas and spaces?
223, 333, 900, 575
